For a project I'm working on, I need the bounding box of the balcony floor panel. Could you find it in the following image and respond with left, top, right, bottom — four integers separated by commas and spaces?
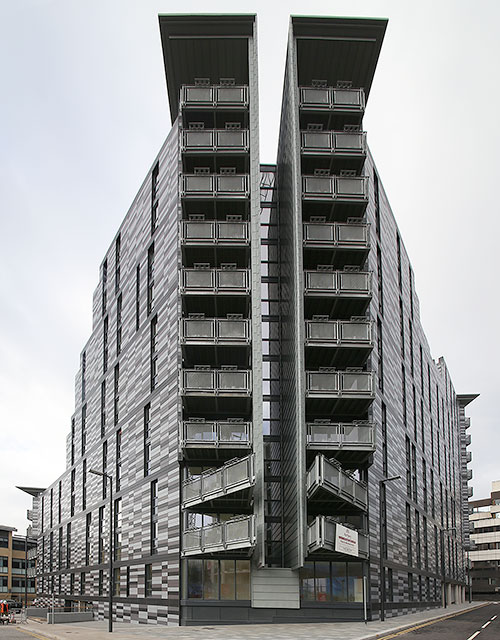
306, 446, 374, 469
302, 201, 365, 223
305, 547, 368, 561
305, 396, 374, 416
302, 247, 369, 269
182, 396, 252, 416
304, 296, 371, 319
299, 111, 363, 131
182, 345, 251, 369
181, 544, 254, 559
183, 487, 253, 512
182, 246, 250, 268
304, 344, 372, 369
182, 296, 251, 318
307, 487, 366, 515
181, 444, 252, 463
301, 154, 366, 175
302, 198, 368, 219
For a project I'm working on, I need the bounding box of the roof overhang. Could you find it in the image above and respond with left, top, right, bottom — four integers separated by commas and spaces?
159, 14, 256, 122
16, 486, 46, 497
291, 16, 388, 100
457, 394, 480, 407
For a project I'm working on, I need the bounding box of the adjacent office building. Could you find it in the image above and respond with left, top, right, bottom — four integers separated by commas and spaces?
469, 481, 500, 600
26, 15, 476, 625
0, 526, 37, 605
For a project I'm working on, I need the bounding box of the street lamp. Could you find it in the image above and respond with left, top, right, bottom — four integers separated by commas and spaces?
89, 469, 113, 633
441, 527, 456, 609
379, 475, 401, 622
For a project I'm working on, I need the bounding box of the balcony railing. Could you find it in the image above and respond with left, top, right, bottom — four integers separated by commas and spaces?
467, 468, 473, 481
182, 419, 252, 448
299, 87, 365, 112
304, 319, 373, 347
182, 174, 249, 198
181, 317, 251, 344
27, 509, 36, 522
182, 515, 256, 556
181, 85, 249, 109
181, 220, 249, 245
182, 368, 251, 395
307, 421, 375, 450
301, 131, 367, 155
307, 516, 368, 559
464, 417, 471, 429
468, 486, 473, 498
305, 370, 375, 398
182, 454, 255, 508
181, 268, 250, 295
465, 433, 471, 446
304, 270, 371, 297
307, 454, 368, 511
182, 129, 249, 152
302, 175, 368, 201
303, 221, 369, 248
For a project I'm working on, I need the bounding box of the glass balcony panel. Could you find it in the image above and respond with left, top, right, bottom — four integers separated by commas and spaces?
303, 132, 331, 149
184, 479, 201, 503
333, 89, 361, 106
184, 175, 213, 192
301, 88, 330, 105
217, 222, 248, 241
304, 177, 334, 194
184, 529, 202, 550
185, 422, 216, 442
219, 422, 249, 443
337, 224, 367, 243
216, 87, 246, 103
226, 459, 250, 487
204, 524, 224, 547
308, 423, 342, 444
216, 130, 246, 148
217, 175, 247, 193
185, 87, 213, 103
342, 424, 371, 445
308, 372, 339, 392
340, 322, 370, 342
217, 269, 247, 289
342, 373, 371, 392
339, 272, 369, 292
340, 473, 355, 500
185, 130, 213, 147
336, 177, 365, 196
203, 470, 223, 495
218, 370, 249, 391
334, 132, 364, 150
306, 272, 336, 290
304, 224, 334, 242
307, 321, 338, 341
323, 518, 336, 544
183, 319, 215, 340
184, 270, 215, 289
217, 319, 248, 340
184, 370, 215, 391
226, 517, 251, 542
323, 460, 341, 489
183, 221, 215, 240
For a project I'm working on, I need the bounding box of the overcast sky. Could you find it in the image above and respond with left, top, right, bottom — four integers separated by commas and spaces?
1, 0, 499, 534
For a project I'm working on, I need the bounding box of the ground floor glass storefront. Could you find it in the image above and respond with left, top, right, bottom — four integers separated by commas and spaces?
182, 559, 251, 601
299, 561, 364, 603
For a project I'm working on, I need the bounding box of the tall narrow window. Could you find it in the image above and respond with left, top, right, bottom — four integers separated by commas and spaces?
427, 363, 432, 411
85, 513, 91, 565
396, 233, 402, 291
402, 365, 407, 426
115, 234, 121, 293
381, 403, 388, 476
377, 319, 384, 392
422, 458, 427, 512
100, 381, 106, 439
81, 351, 86, 402
70, 469, 75, 517
116, 293, 122, 356
135, 265, 140, 331
102, 259, 107, 316
150, 315, 158, 391
415, 510, 421, 568
58, 481, 62, 524
411, 444, 417, 502
405, 436, 411, 497
151, 480, 158, 555
114, 364, 119, 426
380, 482, 387, 559
406, 504, 412, 566
114, 498, 122, 561
399, 298, 405, 359
98, 506, 105, 564
430, 469, 435, 518
144, 403, 151, 477
145, 564, 152, 597
421, 399, 425, 452
409, 320, 414, 376
50, 488, 53, 528
116, 429, 122, 492
71, 418, 75, 466
409, 265, 414, 319
103, 316, 109, 373
58, 527, 63, 569
66, 523, 71, 569
423, 516, 429, 569
373, 170, 380, 236
81, 404, 87, 456
376, 245, 383, 315
413, 384, 417, 441
102, 441, 108, 499
420, 344, 424, 393
147, 243, 155, 314
126, 566, 130, 597
82, 459, 87, 510
151, 162, 159, 234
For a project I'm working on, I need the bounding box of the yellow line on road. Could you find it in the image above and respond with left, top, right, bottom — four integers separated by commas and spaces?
17, 627, 52, 640
376, 603, 490, 640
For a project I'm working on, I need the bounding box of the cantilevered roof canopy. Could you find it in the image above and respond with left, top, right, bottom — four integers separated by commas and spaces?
159, 14, 255, 123
457, 394, 480, 407
292, 16, 388, 100
16, 486, 46, 497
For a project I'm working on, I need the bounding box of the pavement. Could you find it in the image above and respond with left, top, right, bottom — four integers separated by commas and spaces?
11, 601, 494, 640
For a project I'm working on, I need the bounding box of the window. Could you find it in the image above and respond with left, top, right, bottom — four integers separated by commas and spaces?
102, 259, 107, 316
114, 364, 119, 426
114, 567, 120, 596
415, 510, 421, 568
126, 566, 130, 597
422, 459, 427, 512
99, 569, 104, 596
50, 488, 53, 528
408, 573, 413, 601
66, 523, 71, 569
85, 513, 91, 565
70, 573, 74, 594
151, 162, 159, 234
399, 298, 405, 359
49, 531, 53, 571
377, 319, 384, 392
115, 234, 121, 293
150, 315, 158, 391
183, 559, 251, 601
405, 436, 411, 497
387, 567, 393, 602
81, 404, 87, 456
116, 293, 122, 356
406, 504, 412, 566
71, 418, 75, 466
82, 459, 87, 510
373, 170, 380, 236
298, 561, 362, 603
114, 498, 122, 561
70, 469, 75, 517
100, 381, 106, 438
145, 564, 152, 598
380, 482, 387, 559
81, 351, 86, 402
98, 506, 105, 564
150, 480, 158, 555
144, 403, 151, 477
411, 444, 417, 502
376, 245, 384, 315
396, 233, 402, 291
135, 265, 140, 331
58, 480, 62, 523
147, 243, 154, 314
103, 316, 109, 373
382, 403, 388, 476
423, 516, 429, 570
116, 429, 122, 492
102, 441, 108, 499
402, 365, 407, 426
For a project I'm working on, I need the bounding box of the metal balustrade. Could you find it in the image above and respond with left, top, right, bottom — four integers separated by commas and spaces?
182, 515, 256, 556
182, 174, 249, 198
307, 454, 368, 510
465, 433, 471, 446
464, 417, 471, 429
304, 270, 371, 296
181, 85, 249, 108
307, 515, 368, 558
182, 129, 249, 152
182, 454, 255, 508
467, 468, 473, 481
181, 221, 249, 244
182, 369, 251, 395
181, 318, 251, 344
301, 131, 366, 154
299, 87, 365, 111
181, 268, 250, 294
303, 221, 369, 247
466, 451, 472, 463
182, 420, 252, 447
305, 370, 374, 398
305, 319, 373, 346
302, 175, 368, 200
307, 421, 375, 450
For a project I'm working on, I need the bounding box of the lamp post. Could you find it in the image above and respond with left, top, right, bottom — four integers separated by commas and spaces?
379, 475, 401, 622
24, 531, 28, 609
441, 527, 456, 609
89, 469, 113, 633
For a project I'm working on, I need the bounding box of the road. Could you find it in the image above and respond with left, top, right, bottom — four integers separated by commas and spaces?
379, 603, 500, 640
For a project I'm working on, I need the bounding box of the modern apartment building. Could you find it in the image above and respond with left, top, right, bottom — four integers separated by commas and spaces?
0, 526, 37, 605
469, 481, 500, 600
25, 14, 476, 626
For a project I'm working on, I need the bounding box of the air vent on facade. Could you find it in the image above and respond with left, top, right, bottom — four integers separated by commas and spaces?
310, 216, 326, 223
339, 170, 356, 177
347, 217, 362, 224
193, 263, 210, 270
225, 122, 241, 130
313, 419, 331, 424
345, 367, 363, 372
351, 315, 369, 321
189, 122, 205, 130
317, 265, 334, 271
227, 314, 243, 319
220, 78, 235, 86
189, 214, 205, 220
227, 418, 244, 423
220, 263, 237, 270
344, 124, 360, 132
188, 313, 205, 319
307, 124, 323, 131
194, 167, 210, 175
312, 315, 329, 321
312, 79, 327, 87
226, 214, 242, 221
194, 365, 211, 370
313, 169, 330, 176
194, 78, 210, 86
343, 265, 360, 272
336, 80, 353, 89
189, 417, 206, 423
221, 365, 238, 370
318, 367, 336, 372
220, 167, 236, 175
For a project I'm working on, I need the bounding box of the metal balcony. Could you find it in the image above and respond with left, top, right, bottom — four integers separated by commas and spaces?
182, 368, 251, 396
181, 220, 249, 246
27, 509, 36, 522
465, 433, 471, 446
181, 317, 250, 345
304, 270, 371, 298
466, 468, 473, 481
464, 417, 471, 429
181, 268, 250, 295
182, 174, 249, 199
306, 369, 374, 397
302, 130, 366, 154
303, 221, 369, 249
182, 515, 256, 557
307, 516, 368, 559
466, 451, 472, 463
182, 129, 249, 153
307, 421, 375, 464
305, 318, 373, 347
181, 420, 252, 460
182, 454, 255, 510
299, 87, 365, 113
181, 85, 249, 109
307, 454, 368, 513
468, 486, 473, 498
302, 175, 368, 205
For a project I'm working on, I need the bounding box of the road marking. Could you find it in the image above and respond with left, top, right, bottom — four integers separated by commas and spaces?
17, 628, 52, 640
466, 633, 480, 640
491, 615, 498, 620
482, 621, 491, 628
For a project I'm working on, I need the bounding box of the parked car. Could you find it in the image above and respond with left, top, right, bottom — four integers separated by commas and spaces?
6, 600, 22, 613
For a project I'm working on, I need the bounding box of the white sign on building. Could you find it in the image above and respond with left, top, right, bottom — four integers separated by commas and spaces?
335, 523, 359, 557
